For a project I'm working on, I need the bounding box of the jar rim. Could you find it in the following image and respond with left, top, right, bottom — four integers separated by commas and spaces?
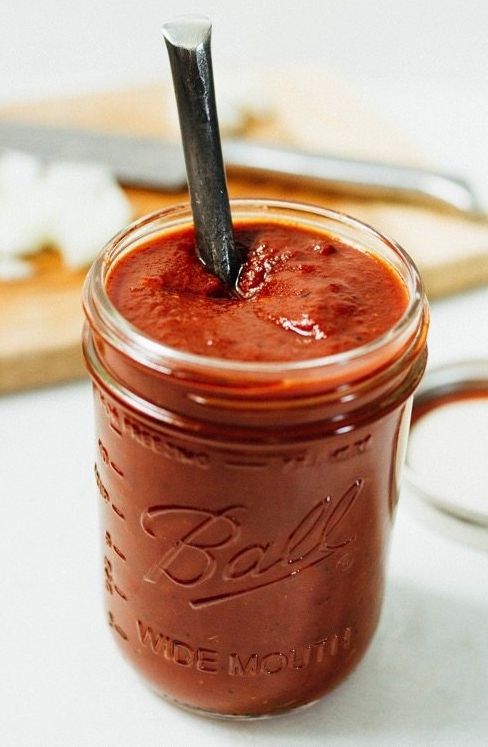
83, 198, 426, 380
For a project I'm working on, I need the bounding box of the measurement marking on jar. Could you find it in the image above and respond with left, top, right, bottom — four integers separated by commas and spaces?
101, 402, 211, 468
121, 414, 210, 468
223, 440, 373, 473
95, 464, 125, 524
108, 611, 128, 641
111, 462, 124, 477
94, 464, 110, 503
114, 584, 128, 600
104, 556, 113, 593
223, 455, 315, 471
111, 503, 126, 520
281, 455, 308, 471
94, 464, 126, 521
109, 422, 123, 437
330, 434, 372, 462
104, 556, 128, 601
97, 389, 123, 433
98, 439, 124, 478
224, 461, 268, 469
105, 531, 127, 561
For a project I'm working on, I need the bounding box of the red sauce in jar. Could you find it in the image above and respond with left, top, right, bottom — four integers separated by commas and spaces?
85, 208, 426, 718
106, 221, 407, 361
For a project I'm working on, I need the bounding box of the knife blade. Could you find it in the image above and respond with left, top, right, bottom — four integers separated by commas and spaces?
0, 120, 482, 215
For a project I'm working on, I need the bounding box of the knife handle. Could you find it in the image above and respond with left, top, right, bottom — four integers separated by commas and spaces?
223, 139, 481, 216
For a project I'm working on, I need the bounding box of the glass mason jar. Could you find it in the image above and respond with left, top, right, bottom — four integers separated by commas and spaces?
82, 199, 429, 719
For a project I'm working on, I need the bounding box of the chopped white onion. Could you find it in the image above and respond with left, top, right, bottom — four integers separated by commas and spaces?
51, 176, 132, 269
0, 150, 132, 275
0, 255, 34, 281
0, 150, 42, 197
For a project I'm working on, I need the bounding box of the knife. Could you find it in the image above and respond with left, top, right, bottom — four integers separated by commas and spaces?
0, 120, 482, 216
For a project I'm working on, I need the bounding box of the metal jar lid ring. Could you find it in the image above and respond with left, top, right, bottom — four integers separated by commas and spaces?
404, 359, 488, 551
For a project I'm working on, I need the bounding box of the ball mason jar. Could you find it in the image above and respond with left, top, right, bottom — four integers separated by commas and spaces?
82, 199, 429, 718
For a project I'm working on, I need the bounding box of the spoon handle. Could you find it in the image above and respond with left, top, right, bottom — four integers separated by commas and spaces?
162, 16, 241, 285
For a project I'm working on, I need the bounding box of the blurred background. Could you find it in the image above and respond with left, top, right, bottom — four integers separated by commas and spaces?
2, 0, 488, 180
1, 2, 487, 746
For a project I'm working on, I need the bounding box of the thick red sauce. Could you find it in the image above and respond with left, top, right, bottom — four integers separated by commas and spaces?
107, 221, 408, 361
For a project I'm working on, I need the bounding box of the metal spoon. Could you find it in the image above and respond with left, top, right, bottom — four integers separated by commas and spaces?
162, 15, 241, 286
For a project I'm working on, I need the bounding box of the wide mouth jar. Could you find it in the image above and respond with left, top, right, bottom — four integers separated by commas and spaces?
82, 198, 429, 718
83, 199, 429, 438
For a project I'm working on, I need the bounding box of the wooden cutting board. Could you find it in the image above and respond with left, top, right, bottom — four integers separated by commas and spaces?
2, 73, 488, 394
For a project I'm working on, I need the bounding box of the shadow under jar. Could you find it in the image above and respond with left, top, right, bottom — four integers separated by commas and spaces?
82, 199, 428, 719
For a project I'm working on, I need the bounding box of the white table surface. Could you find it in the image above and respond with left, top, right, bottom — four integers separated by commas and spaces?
1, 3, 488, 745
